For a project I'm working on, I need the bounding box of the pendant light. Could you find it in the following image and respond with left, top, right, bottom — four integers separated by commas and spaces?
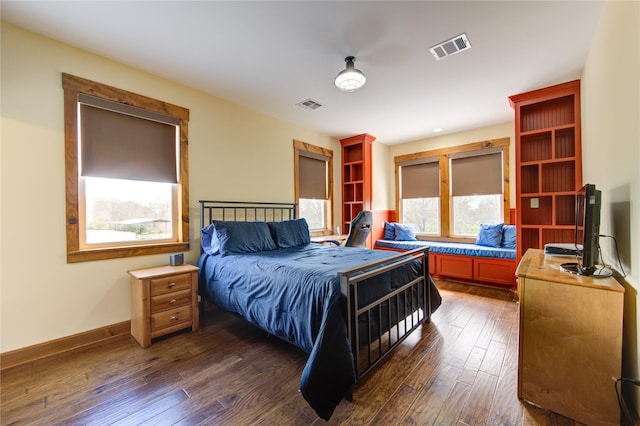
334, 56, 366, 92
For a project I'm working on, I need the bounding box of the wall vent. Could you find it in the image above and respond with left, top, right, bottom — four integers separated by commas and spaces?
429, 33, 471, 61
296, 98, 323, 110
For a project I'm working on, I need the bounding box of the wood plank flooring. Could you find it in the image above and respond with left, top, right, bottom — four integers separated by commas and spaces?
1, 280, 581, 425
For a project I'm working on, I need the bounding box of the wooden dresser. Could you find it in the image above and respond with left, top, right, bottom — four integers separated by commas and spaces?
128, 264, 199, 348
516, 249, 624, 425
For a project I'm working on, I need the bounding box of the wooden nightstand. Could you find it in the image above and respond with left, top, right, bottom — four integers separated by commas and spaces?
128, 264, 199, 348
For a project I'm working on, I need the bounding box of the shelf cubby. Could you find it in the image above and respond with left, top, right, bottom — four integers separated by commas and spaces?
555, 128, 575, 159
343, 144, 363, 163
519, 95, 575, 132
521, 132, 552, 162
520, 165, 540, 194
541, 161, 576, 193
555, 195, 576, 226
521, 228, 541, 251
541, 228, 576, 247
521, 196, 553, 225
343, 165, 351, 182
343, 182, 355, 203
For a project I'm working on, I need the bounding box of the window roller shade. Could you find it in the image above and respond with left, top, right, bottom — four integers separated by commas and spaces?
299, 155, 327, 199
79, 100, 179, 183
451, 152, 502, 196
401, 161, 439, 198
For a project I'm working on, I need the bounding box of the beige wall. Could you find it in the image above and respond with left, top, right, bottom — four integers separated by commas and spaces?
2, 6, 638, 418
581, 0, 640, 412
0, 21, 515, 353
0, 23, 339, 352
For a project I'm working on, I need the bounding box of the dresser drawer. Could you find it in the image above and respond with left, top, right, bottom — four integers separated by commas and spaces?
151, 305, 192, 331
151, 289, 191, 312
150, 273, 191, 296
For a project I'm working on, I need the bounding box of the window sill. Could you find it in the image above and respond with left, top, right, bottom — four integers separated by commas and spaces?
67, 242, 190, 263
309, 229, 332, 237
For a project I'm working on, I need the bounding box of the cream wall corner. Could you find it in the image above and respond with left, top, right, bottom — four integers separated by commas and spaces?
581, 0, 640, 415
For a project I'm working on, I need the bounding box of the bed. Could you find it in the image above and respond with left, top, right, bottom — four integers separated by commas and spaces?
197, 201, 441, 420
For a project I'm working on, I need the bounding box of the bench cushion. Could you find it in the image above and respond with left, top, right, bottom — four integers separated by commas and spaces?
374, 239, 516, 260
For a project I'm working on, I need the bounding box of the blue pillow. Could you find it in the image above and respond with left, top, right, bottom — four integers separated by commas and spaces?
476, 223, 504, 248
213, 220, 277, 256
394, 223, 417, 241
268, 218, 311, 248
501, 225, 516, 249
383, 222, 396, 240
200, 223, 220, 255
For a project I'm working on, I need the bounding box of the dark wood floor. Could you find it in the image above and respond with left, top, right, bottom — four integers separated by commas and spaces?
1, 280, 580, 425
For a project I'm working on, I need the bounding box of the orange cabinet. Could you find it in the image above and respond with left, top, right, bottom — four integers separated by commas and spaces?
340, 134, 375, 245
509, 80, 582, 263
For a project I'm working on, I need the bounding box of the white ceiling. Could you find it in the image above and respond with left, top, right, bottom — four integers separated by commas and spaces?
1, 1, 605, 145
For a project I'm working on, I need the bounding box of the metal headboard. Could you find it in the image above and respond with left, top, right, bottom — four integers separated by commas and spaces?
199, 200, 297, 229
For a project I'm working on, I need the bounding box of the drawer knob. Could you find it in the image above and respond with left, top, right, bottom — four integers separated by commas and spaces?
168, 282, 176, 288
169, 299, 177, 304
170, 315, 179, 321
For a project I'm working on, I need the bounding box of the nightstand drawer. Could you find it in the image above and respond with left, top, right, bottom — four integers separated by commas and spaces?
151, 305, 192, 331
151, 289, 191, 312
150, 273, 191, 296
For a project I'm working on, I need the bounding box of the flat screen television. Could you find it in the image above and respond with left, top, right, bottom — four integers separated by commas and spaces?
561, 183, 602, 276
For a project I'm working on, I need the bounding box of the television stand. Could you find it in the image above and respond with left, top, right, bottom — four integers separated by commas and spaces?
516, 249, 624, 425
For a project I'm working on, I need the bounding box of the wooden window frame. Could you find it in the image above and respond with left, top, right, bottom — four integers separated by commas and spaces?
62, 73, 190, 263
395, 137, 510, 242
293, 140, 334, 236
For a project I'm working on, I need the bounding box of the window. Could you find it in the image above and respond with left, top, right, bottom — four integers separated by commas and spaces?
450, 150, 504, 237
395, 138, 510, 240
293, 140, 333, 234
82, 178, 175, 245
399, 159, 440, 235
63, 73, 190, 262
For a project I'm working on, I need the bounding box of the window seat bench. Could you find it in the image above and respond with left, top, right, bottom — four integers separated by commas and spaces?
374, 239, 517, 288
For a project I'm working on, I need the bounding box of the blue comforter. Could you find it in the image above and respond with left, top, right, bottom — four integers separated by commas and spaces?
197, 243, 438, 420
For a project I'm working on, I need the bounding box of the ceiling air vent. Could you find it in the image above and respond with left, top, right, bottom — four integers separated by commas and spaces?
296, 98, 323, 110
429, 33, 471, 61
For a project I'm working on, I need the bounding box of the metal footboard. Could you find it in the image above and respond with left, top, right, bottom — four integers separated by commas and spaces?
338, 247, 430, 380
